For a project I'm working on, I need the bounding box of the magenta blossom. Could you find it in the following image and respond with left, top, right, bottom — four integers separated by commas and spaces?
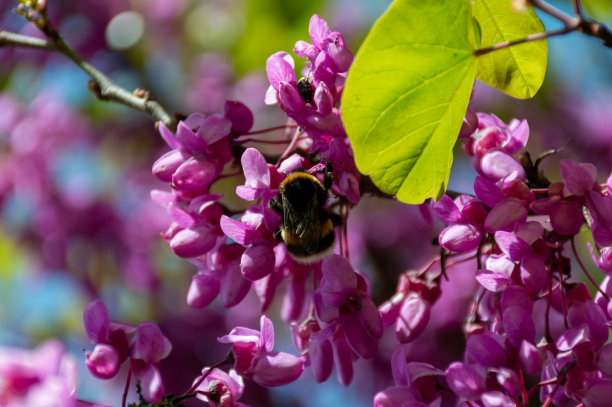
373, 348, 443, 407
193, 368, 249, 407
83, 300, 172, 404
0, 340, 77, 407
83, 300, 135, 380
313, 254, 382, 359
218, 315, 305, 387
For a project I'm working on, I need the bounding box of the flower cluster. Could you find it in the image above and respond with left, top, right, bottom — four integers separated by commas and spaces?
83, 300, 172, 404
375, 112, 612, 406
146, 14, 392, 397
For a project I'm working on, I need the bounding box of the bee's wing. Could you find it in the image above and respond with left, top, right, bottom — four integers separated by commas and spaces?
295, 201, 321, 253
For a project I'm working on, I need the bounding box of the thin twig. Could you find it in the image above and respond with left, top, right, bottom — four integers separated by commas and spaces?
0, 30, 54, 50
0, 28, 177, 129
571, 238, 610, 300
530, 0, 612, 47
474, 26, 577, 56
122, 369, 132, 407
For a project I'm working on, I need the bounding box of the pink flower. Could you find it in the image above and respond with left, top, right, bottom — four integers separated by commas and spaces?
129, 323, 172, 404
83, 300, 134, 380
218, 315, 305, 387
194, 368, 249, 407
0, 340, 77, 407
313, 255, 382, 358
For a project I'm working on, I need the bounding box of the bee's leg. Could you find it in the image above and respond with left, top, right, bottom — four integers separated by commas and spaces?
274, 228, 283, 242
323, 170, 333, 191
268, 197, 282, 214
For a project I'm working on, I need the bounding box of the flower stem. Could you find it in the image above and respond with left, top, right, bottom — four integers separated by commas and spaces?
122, 369, 132, 407
245, 124, 298, 136
571, 238, 610, 300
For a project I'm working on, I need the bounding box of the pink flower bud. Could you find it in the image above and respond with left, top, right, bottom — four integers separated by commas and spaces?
309, 338, 333, 383
152, 149, 189, 181
445, 362, 486, 399
251, 352, 305, 387
169, 225, 217, 258
86, 344, 120, 379
173, 157, 221, 191
395, 293, 430, 344
187, 272, 220, 308
241, 245, 275, 281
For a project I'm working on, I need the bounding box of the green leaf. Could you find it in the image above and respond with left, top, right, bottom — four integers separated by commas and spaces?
342, 0, 476, 204
473, 0, 547, 98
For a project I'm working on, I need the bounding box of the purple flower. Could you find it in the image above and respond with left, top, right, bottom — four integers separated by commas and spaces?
432, 195, 486, 252
83, 300, 134, 379
83, 301, 172, 404
218, 315, 305, 387
294, 14, 353, 73
0, 340, 77, 407
313, 254, 382, 359
155, 113, 232, 194
193, 368, 249, 407
129, 322, 172, 404
373, 349, 443, 407
445, 362, 486, 400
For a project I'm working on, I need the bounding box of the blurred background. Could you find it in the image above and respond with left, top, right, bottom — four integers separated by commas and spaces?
0, 0, 611, 405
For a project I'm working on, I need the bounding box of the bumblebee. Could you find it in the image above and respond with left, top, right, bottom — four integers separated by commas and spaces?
268, 168, 341, 263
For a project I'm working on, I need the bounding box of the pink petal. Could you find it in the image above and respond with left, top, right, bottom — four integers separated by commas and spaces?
502, 305, 535, 348
475, 269, 512, 292
395, 293, 430, 344
550, 200, 582, 235
358, 296, 383, 339
136, 364, 164, 404
196, 114, 231, 146
241, 245, 275, 281
241, 148, 270, 189
560, 159, 597, 196
84, 300, 110, 344
221, 263, 251, 307
220, 215, 252, 246
445, 362, 486, 399
309, 339, 333, 383
439, 223, 482, 252
481, 391, 515, 407
86, 344, 120, 379
484, 199, 527, 233
332, 335, 354, 386
341, 313, 378, 359
266, 52, 296, 90
320, 254, 358, 306
224, 100, 254, 134
518, 340, 542, 376
158, 123, 181, 149
466, 332, 506, 367
169, 225, 217, 258
474, 176, 505, 208
431, 195, 462, 224
259, 315, 275, 353
308, 14, 331, 48
373, 387, 423, 407
175, 121, 206, 152
480, 151, 526, 182
173, 157, 220, 191
130, 322, 172, 364
494, 231, 531, 262
252, 352, 304, 387
152, 149, 189, 182
187, 272, 220, 309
